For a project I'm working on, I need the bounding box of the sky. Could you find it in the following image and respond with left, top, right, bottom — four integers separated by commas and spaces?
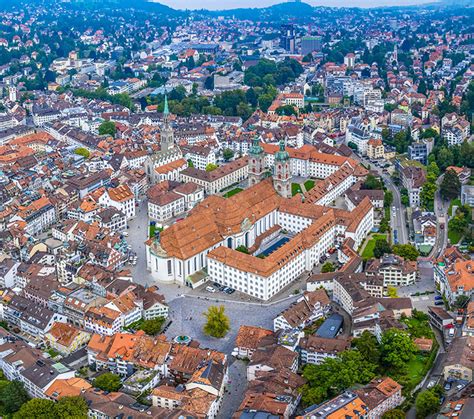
156, 0, 437, 11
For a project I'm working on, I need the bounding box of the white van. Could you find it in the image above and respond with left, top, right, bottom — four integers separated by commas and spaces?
206, 286, 216, 293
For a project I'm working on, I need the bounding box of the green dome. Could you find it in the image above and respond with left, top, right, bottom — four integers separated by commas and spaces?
275, 139, 289, 162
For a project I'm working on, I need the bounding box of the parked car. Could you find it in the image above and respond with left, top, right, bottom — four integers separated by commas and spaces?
212, 282, 221, 288
444, 382, 451, 391
435, 300, 444, 305
427, 380, 436, 389
435, 295, 443, 301
206, 286, 216, 293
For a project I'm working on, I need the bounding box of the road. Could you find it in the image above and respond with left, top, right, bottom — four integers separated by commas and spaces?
381, 172, 408, 245
359, 156, 408, 244
432, 174, 450, 258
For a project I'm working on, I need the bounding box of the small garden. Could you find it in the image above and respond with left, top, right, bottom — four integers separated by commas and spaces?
361, 233, 388, 259
291, 183, 303, 196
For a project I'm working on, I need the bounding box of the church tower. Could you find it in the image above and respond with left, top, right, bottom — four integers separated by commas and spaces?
248, 134, 265, 187
160, 95, 174, 152
273, 139, 291, 198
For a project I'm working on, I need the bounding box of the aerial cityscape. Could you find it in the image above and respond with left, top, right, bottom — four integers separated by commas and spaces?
0, 0, 473, 418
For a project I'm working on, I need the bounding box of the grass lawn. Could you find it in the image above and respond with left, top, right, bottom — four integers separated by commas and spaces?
304, 180, 315, 191
292, 183, 303, 196
361, 234, 387, 259
405, 354, 427, 388
223, 187, 243, 198
448, 228, 462, 245
449, 198, 462, 216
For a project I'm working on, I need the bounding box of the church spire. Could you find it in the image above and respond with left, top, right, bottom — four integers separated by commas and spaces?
163, 94, 169, 121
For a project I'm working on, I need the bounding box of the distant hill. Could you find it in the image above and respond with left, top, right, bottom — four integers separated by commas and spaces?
68, 0, 177, 13
200, 1, 317, 21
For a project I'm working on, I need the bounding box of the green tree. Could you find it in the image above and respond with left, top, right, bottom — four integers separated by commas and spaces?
381, 329, 417, 372
236, 245, 249, 254
436, 147, 454, 171
140, 317, 165, 335
384, 191, 393, 208
55, 396, 88, 419
387, 286, 398, 298
382, 409, 406, 419
401, 194, 410, 207
427, 161, 440, 178
92, 372, 122, 392
301, 349, 377, 407
276, 105, 297, 116
415, 388, 440, 418
203, 305, 230, 338
222, 148, 234, 162
454, 295, 470, 309
98, 120, 116, 137
13, 398, 55, 419
440, 169, 461, 200
362, 174, 383, 190
352, 331, 381, 365
0, 380, 29, 414
392, 244, 419, 261
74, 147, 90, 159
205, 163, 218, 171
374, 239, 392, 259
321, 262, 335, 273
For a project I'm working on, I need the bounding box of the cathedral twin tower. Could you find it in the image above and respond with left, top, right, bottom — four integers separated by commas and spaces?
248, 136, 291, 199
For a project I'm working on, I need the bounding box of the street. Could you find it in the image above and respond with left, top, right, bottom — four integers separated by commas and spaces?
432, 174, 450, 258
359, 156, 408, 245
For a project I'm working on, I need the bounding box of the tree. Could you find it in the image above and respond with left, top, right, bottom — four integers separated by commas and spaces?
374, 239, 392, 259
440, 169, 461, 200
420, 181, 437, 211
384, 191, 393, 208
415, 389, 440, 418
13, 398, 55, 419
454, 295, 470, 309
236, 245, 249, 254
98, 120, 116, 137
55, 396, 88, 419
387, 286, 398, 298
352, 331, 381, 365
301, 349, 377, 407
427, 161, 440, 178
381, 329, 417, 372
222, 148, 234, 162
74, 147, 90, 159
321, 262, 335, 273
205, 163, 218, 172
275, 105, 297, 116
362, 174, 383, 190
92, 372, 122, 392
348, 141, 358, 151
0, 380, 29, 414
140, 317, 165, 335
392, 244, 420, 261
203, 305, 230, 338
382, 409, 405, 419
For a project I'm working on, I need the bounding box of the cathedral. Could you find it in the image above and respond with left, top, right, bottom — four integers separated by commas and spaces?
144, 96, 183, 184
248, 135, 291, 199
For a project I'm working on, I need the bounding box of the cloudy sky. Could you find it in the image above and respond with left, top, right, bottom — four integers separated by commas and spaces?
156, 0, 437, 10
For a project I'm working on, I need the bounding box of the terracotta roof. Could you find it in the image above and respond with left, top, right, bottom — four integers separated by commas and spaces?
44, 377, 92, 400
108, 184, 134, 202
235, 325, 274, 350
